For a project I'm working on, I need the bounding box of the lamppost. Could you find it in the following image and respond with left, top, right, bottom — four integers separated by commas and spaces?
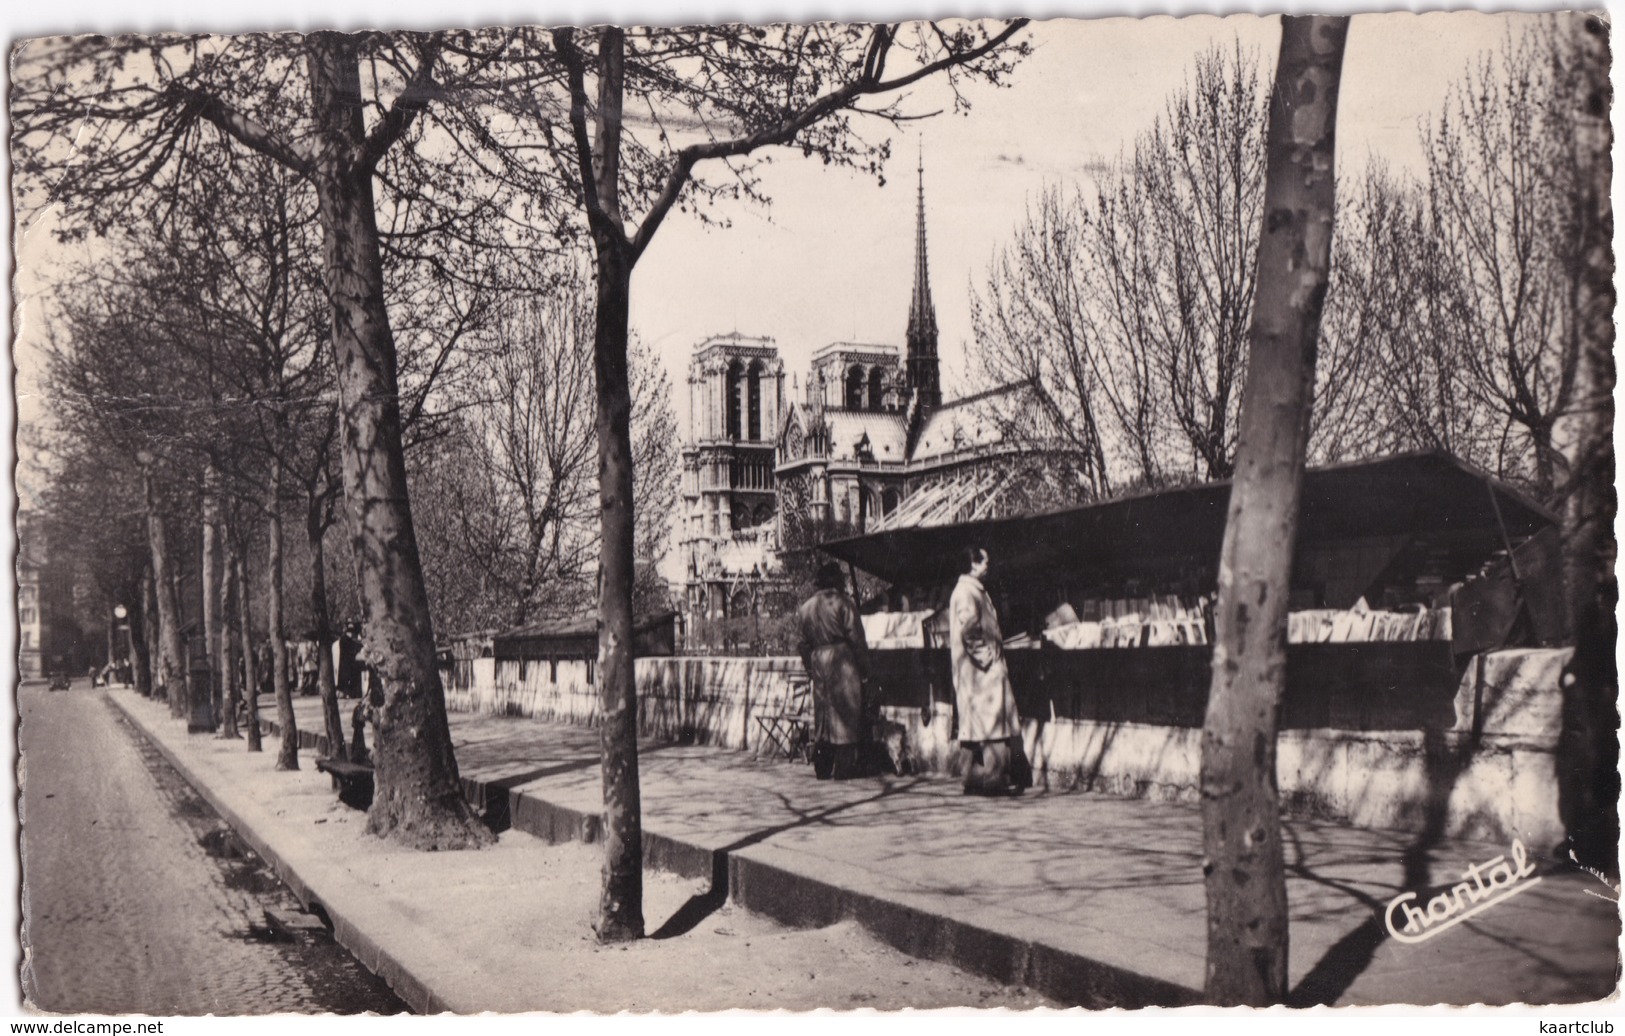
112, 604, 130, 685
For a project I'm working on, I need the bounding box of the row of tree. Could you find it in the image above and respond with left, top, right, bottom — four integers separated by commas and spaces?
971, 21, 1599, 506
33, 146, 679, 751
16, 21, 1033, 943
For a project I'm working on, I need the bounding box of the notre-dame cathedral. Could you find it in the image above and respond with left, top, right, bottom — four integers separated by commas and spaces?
680, 159, 1081, 625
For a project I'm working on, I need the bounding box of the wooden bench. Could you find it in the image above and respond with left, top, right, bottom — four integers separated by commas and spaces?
315, 757, 375, 811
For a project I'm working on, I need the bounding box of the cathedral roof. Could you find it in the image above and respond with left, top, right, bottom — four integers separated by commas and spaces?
778, 384, 1045, 468
824, 411, 909, 462
909, 382, 1034, 461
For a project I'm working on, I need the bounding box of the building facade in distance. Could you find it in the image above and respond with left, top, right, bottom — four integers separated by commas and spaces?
18, 521, 43, 680
680, 159, 1084, 624
680, 334, 788, 620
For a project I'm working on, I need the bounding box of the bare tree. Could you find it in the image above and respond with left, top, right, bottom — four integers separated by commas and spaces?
969, 45, 1265, 488
969, 188, 1114, 495
46, 138, 344, 762
145, 469, 190, 717
1200, 15, 1348, 1006
177, 148, 333, 768
1423, 22, 1594, 496
203, 461, 232, 735
436, 280, 601, 628
1092, 45, 1267, 482
413, 275, 679, 633
227, 531, 262, 750
40, 243, 211, 717
1309, 165, 1489, 465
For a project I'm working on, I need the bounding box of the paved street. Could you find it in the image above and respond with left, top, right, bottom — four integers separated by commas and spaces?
20, 681, 405, 1015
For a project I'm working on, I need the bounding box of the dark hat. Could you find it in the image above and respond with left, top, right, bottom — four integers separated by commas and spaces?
815, 561, 845, 591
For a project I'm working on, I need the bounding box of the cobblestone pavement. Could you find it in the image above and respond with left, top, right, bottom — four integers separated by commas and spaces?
20, 682, 406, 1016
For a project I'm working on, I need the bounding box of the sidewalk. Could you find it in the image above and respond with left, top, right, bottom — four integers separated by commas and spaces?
112, 689, 1620, 1011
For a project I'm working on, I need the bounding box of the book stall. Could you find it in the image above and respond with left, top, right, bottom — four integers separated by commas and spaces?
829, 453, 1560, 735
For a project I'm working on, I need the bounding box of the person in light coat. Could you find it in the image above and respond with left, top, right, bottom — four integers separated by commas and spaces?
295, 636, 319, 697
949, 546, 1033, 796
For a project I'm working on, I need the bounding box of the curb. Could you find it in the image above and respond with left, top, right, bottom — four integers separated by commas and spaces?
495, 788, 1201, 1008
258, 712, 1201, 1009
107, 693, 453, 1014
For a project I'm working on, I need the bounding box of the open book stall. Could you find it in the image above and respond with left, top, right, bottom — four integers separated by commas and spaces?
831, 453, 1562, 734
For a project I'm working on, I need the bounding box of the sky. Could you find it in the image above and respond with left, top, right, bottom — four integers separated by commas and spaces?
625, 11, 1546, 431
9, 10, 1556, 491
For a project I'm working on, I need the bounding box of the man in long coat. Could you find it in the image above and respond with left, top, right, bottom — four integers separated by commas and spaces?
796, 561, 876, 780
949, 546, 1032, 795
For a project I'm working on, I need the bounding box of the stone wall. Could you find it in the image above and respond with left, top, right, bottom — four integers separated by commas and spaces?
446, 654, 807, 754
448, 648, 1569, 846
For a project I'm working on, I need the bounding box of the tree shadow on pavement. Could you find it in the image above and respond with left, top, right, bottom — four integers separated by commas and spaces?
650, 778, 931, 940
469, 740, 693, 834
1285, 723, 1474, 1006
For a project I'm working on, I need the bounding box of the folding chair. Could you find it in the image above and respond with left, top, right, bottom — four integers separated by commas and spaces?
756, 673, 814, 763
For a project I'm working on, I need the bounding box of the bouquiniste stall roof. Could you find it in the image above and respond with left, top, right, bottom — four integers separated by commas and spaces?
818, 451, 1558, 589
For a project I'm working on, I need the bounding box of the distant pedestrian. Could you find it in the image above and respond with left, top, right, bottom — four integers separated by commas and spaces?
796, 561, 879, 780
337, 622, 364, 699
296, 635, 319, 697
949, 546, 1032, 797
257, 640, 275, 700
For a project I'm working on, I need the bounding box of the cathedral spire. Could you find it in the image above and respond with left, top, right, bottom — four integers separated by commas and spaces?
905, 144, 942, 414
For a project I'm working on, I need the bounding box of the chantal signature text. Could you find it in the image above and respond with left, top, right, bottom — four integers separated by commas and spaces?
1384, 838, 1541, 944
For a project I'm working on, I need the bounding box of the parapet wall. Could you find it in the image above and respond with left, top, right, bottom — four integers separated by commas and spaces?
445, 648, 1570, 846
444, 654, 806, 753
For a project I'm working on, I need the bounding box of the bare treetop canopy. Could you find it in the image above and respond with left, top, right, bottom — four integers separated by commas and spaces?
819, 451, 1557, 592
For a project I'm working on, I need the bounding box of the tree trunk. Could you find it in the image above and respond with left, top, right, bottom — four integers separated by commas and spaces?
587, 28, 646, 943
130, 579, 152, 699
592, 253, 645, 942
271, 470, 300, 771
305, 32, 489, 849
223, 544, 243, 736
205, 465, 236, 739
201, 466, 220, 730
235, 549, 263, 752
131, 600, 152, 698
143, 471, 188, 717
1200, 15, 1347, 1007
308, 496, 344, 763
224, 574, 240, 730
141, 566, 160, 699
1556, 12, 1618, 878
